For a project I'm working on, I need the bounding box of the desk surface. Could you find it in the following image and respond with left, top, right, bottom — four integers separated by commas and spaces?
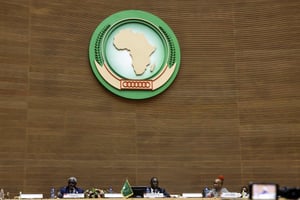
12, 198, 288, 200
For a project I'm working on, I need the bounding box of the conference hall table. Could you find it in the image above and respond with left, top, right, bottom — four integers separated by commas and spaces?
11, 198, 288, 200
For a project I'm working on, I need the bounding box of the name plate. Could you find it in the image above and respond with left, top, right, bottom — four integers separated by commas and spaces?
20, 194, 43, 199
63, 193, 85, 198
182, 193, 203, 198
104, 193, 123, 198
144, 193, 164, 198
221, 192, 241, 198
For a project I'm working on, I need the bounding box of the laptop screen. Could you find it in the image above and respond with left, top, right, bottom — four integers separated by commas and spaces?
131, 186, 147, 198
250, 183, 278, 200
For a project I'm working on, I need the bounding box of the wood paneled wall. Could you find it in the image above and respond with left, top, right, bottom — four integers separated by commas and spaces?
0, 0, 299, 197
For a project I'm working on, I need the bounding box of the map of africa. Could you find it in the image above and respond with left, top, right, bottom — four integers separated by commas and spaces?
113, 29, 156, 75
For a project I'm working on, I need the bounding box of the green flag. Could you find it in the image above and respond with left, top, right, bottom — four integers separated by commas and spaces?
121, 179, 133, 198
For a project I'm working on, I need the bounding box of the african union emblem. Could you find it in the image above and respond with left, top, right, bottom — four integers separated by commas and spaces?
89, 10, 181, 99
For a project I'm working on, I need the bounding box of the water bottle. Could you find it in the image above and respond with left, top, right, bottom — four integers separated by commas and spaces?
202, 187, 210, 197
0, 189, 4, 200
146, 187, 150, 194
6, 192, 10, 199
108, 186, 113, 193
50, 187, 55, 198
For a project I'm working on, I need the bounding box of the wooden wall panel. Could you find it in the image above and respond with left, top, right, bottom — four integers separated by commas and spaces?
0, 0, 299, 197
234, 0, 300, 189
0, 0, 29, 196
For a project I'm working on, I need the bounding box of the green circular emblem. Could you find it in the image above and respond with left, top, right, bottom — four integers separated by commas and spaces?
89, 10, 180, 99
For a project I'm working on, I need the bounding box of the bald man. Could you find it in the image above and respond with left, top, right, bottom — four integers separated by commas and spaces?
147, 177, 170, 197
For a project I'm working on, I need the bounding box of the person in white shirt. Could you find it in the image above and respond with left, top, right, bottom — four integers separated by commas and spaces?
206, 176, 229, 197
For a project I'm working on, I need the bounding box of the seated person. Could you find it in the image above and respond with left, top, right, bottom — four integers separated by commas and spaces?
240, 186, 249, 198
147, 177, 170, 197
206, 175, 229, 197
57, 177, 84, 198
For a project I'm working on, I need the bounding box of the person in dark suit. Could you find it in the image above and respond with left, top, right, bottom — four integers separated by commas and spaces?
57, 177, 84, 198
148, 177, 170, 197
